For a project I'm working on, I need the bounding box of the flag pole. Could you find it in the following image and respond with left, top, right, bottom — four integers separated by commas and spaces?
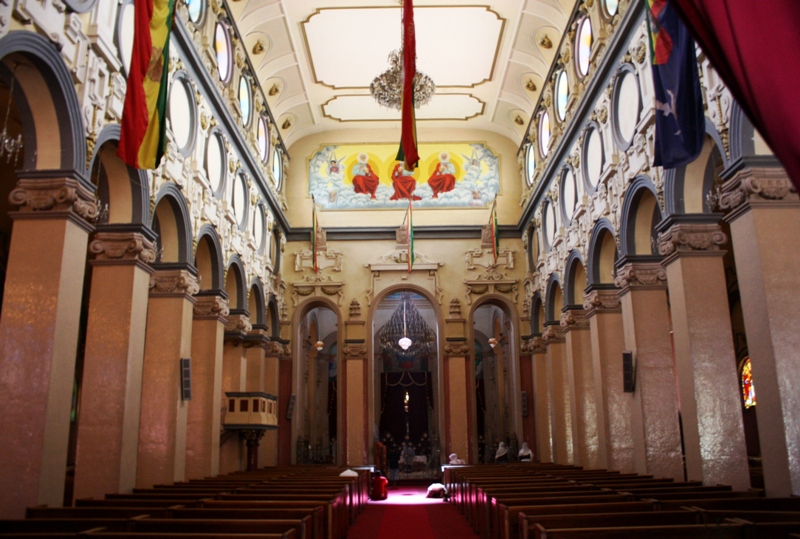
311, 195, 318, 273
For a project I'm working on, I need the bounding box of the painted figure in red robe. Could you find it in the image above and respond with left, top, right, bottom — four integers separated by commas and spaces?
390, 162, 422, 201
351, 153, 379, 198
427, 152, 456, 198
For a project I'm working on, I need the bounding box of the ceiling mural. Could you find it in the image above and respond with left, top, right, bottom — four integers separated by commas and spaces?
308, 143, 500, 210
229, 0, 576, 148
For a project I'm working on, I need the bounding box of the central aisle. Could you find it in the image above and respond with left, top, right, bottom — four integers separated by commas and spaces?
347, 485, 481, 539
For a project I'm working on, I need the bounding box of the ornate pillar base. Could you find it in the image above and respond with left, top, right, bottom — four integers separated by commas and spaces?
616, 261, 683, 480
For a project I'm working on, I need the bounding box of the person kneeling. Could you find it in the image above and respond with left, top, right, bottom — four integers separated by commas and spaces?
426, 483, 449, 501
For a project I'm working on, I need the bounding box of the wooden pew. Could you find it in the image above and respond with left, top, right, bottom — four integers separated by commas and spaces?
0, 518, 132, 533
518, 510, 700, 539
659, 497, 800, 512
128, 515, 311, 539
207, 498, 346, 539
531, 522, 745, 539
514, 501, 660, 539
26, 507, 173, 519
171, 507, 324, 539
86, 532, 295, 539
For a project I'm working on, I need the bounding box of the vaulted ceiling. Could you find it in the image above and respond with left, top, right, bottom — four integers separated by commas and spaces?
227, 0, 576, 151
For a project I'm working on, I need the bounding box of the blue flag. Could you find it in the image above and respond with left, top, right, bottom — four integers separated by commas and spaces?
647, 0, 704, 169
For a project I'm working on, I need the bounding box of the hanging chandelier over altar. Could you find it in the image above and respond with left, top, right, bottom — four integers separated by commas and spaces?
370, 48, 435, 111
378, 292, 435, 359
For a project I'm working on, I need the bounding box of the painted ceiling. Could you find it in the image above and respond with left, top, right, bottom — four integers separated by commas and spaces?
227, 0, 577, 150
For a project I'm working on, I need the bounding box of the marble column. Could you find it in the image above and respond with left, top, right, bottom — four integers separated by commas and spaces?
532, 337, 552, 463
218, 313, 251, 474
584, 287, 635, 473
185, 294, 228, 480
715, 164, 800, 496
73, 230, 155, 501
658, 217, 750, 490
0, 177, 97, 517
561, 308, 600, 469
544, 324, 573, 465
136, 268, 199, 488
616, 260, 683, 480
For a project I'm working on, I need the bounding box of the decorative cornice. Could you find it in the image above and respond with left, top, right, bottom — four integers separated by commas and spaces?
224, 313, 253, 336
149, 269, 200, 298
583, 289, 621, 315
614, 262, 667, 291
9, 177, 99, 225
710, 166, 798, 221
448, 298, 462, 318
658, 222, 727, 261
532, 336, 547, 353
541, 324, 565, 343
349, 299, 362, 320
89, 231, 156, 265
193, 294, 230, 319
342, 345, 367, 361
264, 340, 284, 357
560, 309, 590, 330
444, 343, 470, 356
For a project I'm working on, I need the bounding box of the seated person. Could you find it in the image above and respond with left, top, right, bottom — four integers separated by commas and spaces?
518, 442, 533, 462
339, 468, 359, 477
426, 482, 448, 500
448, 453, 465, 465
495, 441, 509, 463
371, 470, 388, 501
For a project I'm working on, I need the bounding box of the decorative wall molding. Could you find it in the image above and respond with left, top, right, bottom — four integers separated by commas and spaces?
9, 177, 99, 223
89, 231, 156, 264
583, 288, 622, 315
613, 262, 667, 291
364, 249, 444, 306
658, 222, 727, 259
193, 294, 230, 319
560, 309, 590, 330
289, 271, 345, 307
225, 313, 253, 336
710, 166, 799, 221
149, 269, 200, 298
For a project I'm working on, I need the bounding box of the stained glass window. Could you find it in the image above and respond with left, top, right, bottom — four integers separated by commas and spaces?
741, 357, 756, 409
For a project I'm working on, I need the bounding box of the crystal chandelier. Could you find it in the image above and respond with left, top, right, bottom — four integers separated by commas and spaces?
0, 64, 23, 166
370, 48, 435, 110
378, 292, 435, 357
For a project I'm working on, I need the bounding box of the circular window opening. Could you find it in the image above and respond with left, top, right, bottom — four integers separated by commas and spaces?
562, 169, 578, 222
118, 1, 135, 75
555, 70, 569, 122
206, 131, 226, 196
272, 148, 283, 191
168, 76, 196, 154
258, 116, 270, 163
539, 110, 551, 158
576, 17, 593, 78
604, 0, 619, 18
614, 70, 641, 148
238, 75, 252, 126
215, 22, 232, 83
254, 205, 266, 254
584, 127, 604, 191
544, 202, 557, 247
233, 173, 248, 227
525, 143, 536, 186
187, 0, 205, 25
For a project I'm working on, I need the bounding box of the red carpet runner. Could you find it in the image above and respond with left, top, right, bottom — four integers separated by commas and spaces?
347, 486, 480, 539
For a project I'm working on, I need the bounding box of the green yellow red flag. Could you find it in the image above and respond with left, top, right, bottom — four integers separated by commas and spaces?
117, 0, 176, 170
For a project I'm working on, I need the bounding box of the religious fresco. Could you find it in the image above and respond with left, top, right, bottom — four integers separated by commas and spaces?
308, 142, 500, 209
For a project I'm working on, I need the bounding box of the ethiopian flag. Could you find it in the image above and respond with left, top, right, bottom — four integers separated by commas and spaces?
395, 0, 420, 171
117, 0, 176, 170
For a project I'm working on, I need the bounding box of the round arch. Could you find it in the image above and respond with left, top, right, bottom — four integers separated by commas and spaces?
266, 295, 281, 339
195, 224, 225, 293
152, 183, 194, 264
563, 250, 587, 307
619, 175, 663, 258
586, 218, 619, 286
545, 274, 564, 322
0, 32, 86, 176
248, 277, 267, 328
225, 254, 248, 312
530, 292, 545, 335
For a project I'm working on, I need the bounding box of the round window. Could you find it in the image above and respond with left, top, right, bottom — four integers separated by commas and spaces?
215, 23, 232, 83
604, 0, 619, 17
206, 131, 226, 195
555, 70, 569, 122
232, 173, 248, 227
272, 148, 283, 190
544, 202, 557, 247
614, 70, 641, 148
525, 143, 536, 186
584, 127, 604, 190
118, 1, 135, 75
238, 75, 252, 125
254, 205, 266, 254
562, 169, 578, 222
168, 76, 195, 154
539, 110, 551, 158
576, 17, 593, 78
187, 0, 205, 25
257, 116, 270, 163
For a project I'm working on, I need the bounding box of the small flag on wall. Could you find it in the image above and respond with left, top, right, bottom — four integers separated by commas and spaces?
490, 198, 499, 264
403, 199, 415, 273
117, 0, 176, 170
396, 0, 420, 171
646, 0, 705, 169
311, 196, 319, 273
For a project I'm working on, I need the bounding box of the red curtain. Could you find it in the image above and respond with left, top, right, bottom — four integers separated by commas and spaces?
670, 0, 800, 189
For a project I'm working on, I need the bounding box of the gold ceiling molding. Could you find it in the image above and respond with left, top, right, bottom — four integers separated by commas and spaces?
320, 94, 486, 123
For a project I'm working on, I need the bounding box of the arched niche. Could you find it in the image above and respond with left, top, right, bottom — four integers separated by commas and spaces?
564, 251, 587, 307
266, 296, 280, 339
291, 296, 342, 465
619, 176, 663, 257
368, 285, 444, 469
665, 124, 727, 215
151, 184, 193, 265
248, 277, 266, 328
195, 225, 225, 293
545, 275, 564, 323
530, 292, 545, 335
586, 219, 619, 286
0, 33, 87, 177
89, 125, 150, 225
469, 294, 524, 464
225, 255, 247, 312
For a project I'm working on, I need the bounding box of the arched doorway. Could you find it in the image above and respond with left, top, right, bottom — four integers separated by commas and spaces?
294, 300, 340, 464
372, 290, 441, 477
471, 297, 522, 463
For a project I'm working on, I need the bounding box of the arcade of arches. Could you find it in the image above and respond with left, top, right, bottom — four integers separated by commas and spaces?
1, 0, 800, 522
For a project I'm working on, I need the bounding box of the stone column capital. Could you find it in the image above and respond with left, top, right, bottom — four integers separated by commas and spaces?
9, 177, 99, 231
711, 165, 799, 221
560, 309, 590, 331
342, 344, 367, 361
614, 262, 667, 292
193, 294, 229, 321
583, 288, 622, 315
658, 222, 727, 263
531, 336, 548, 354
444, 342, 470, 356
541, 324, 565, 344
89, 231, 157, 269
149, 268, 200, 298
224, 313, 253, 337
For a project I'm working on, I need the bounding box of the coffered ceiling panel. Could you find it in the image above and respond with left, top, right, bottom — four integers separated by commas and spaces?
303, 7, 504, 89
323, 94, 485, 122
